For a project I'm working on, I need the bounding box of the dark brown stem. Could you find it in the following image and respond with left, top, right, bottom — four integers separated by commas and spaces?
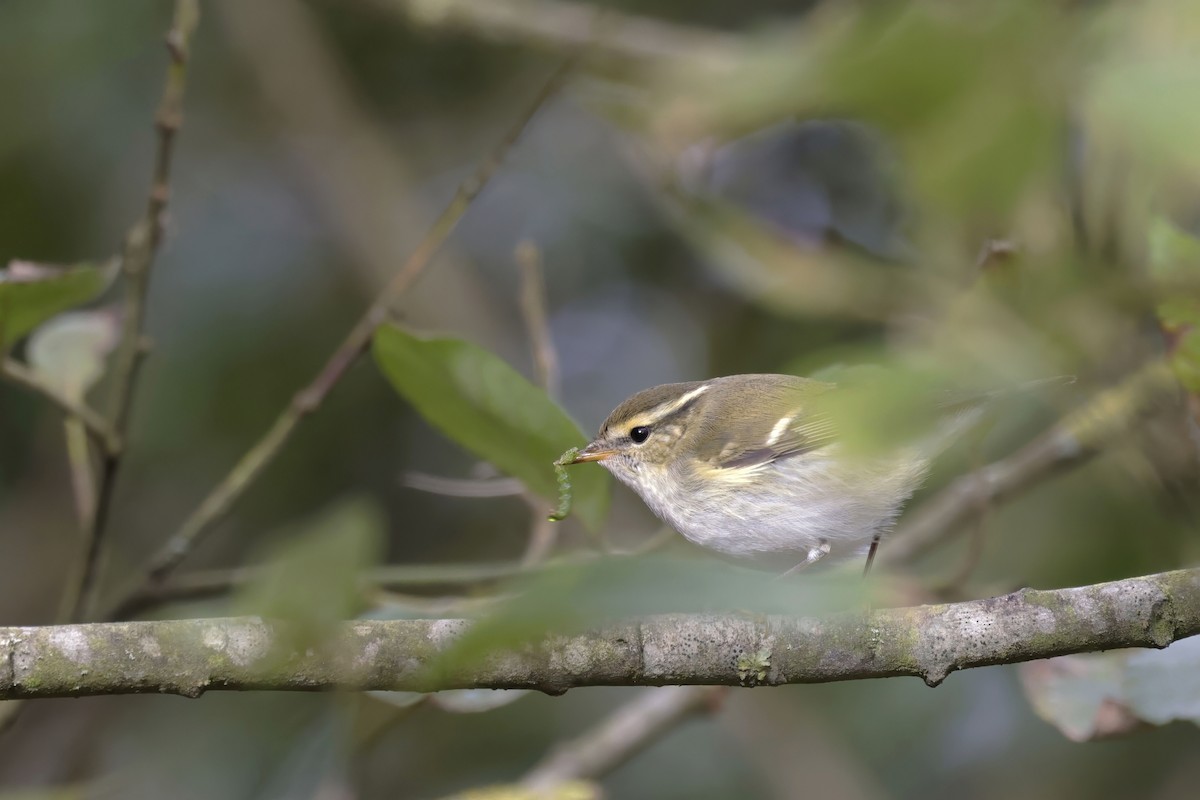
69, 0, 200, 623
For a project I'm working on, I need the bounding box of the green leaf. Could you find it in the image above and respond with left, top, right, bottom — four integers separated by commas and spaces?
1146, 218, 1200, 391
0, 260, 115, 351
1170, 329, 1200, 394
372, 324, 610, 531
1147, 216, 1200, 287
234, 496, 383, 639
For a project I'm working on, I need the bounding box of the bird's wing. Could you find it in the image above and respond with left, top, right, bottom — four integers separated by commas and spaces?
692, 376, 839, 470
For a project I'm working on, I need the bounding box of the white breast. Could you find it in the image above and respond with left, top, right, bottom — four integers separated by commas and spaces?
603, 450, 928, 569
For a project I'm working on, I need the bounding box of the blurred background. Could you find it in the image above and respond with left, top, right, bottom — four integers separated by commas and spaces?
2, 0, 1200, 797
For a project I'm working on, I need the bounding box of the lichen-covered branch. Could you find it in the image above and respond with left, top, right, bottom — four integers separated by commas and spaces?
4, 568, 1197, 700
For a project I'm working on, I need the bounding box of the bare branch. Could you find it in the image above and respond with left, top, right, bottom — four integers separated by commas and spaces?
8, 568, 1198, 699
516, 240, 561, 401
400, 472, 526, 498
69, 0, 201, 623
522, 686, 724, 791
108, 59, 577, 617
115, 560, 558, 618
64, 419, 98, 525
513, 240, 570, 564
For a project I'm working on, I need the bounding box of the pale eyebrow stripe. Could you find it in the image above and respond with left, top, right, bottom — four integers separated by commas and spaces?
645, 383, 710, 424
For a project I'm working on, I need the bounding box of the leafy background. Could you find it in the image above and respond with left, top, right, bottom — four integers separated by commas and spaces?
2, 0, 1200, 798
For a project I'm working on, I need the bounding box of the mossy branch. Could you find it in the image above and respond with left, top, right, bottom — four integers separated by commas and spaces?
4, 568, 1197, 700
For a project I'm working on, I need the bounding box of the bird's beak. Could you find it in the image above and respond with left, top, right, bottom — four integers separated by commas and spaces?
568, 440, 616, 464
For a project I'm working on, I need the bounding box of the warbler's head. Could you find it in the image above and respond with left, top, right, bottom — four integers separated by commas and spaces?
568, 374, 836, 491
569, 380, 715, 483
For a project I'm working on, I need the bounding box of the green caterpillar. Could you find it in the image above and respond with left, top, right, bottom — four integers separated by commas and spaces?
547, 447, 579, 522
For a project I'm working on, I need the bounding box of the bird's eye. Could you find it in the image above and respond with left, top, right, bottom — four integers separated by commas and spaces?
629, 425, 651, 444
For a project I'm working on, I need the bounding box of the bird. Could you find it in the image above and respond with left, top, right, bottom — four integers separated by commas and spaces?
565, 372, 983, 574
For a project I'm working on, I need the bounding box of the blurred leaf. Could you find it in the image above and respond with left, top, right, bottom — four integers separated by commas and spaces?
446, 782, 600, 800
1146, 218, 1200, 392
26, 308, 120, 401
1019, 653, 1141, 742
1124, 632, 1200, 726
1019, 636, 1200, 741
430, 689, 531, 713
0, 790, 83, 800
675, 199, 911, 320
822, 1, 1064, 215
437, 554, 868, 673
1087, 55, 1200, 182
372, 324, 610, 531
367, 689, 427, 710
804, 360, 1047, 458
1170, 330, 1200, 395
234, 496, 384, 638
810, 363, 947, 457
1147, 216, 1200, 289
0, 260, 115, 350
650, 1, 1065, 218
255, 711, 345, 800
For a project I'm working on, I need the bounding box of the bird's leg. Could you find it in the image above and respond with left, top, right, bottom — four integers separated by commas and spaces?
778, 539, 830, 579
862, 534, 881, 577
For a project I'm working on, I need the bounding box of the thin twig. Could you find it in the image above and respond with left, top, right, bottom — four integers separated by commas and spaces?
521, 686, 725, 791
113, 559, 568, 619
109, 61, 576, 616
0, 358, 119, 452
56, 417, 101, 623
883, 360, 1178, 566
382, 0, 738, 69
216, 0, 434, 292
400, 471, 526, 497
514, 239, 565, 564
70, 0, 201, 623
516, 240, 560, 400
63, 419, 98, 532
521, 506, 559, 566
121, 531, 680, 617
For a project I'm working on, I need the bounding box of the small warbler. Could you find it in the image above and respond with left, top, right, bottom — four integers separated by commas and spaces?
566, 372, 998, 574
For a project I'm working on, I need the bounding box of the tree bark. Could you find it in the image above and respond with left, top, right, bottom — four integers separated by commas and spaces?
2, 568, 1197, 700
